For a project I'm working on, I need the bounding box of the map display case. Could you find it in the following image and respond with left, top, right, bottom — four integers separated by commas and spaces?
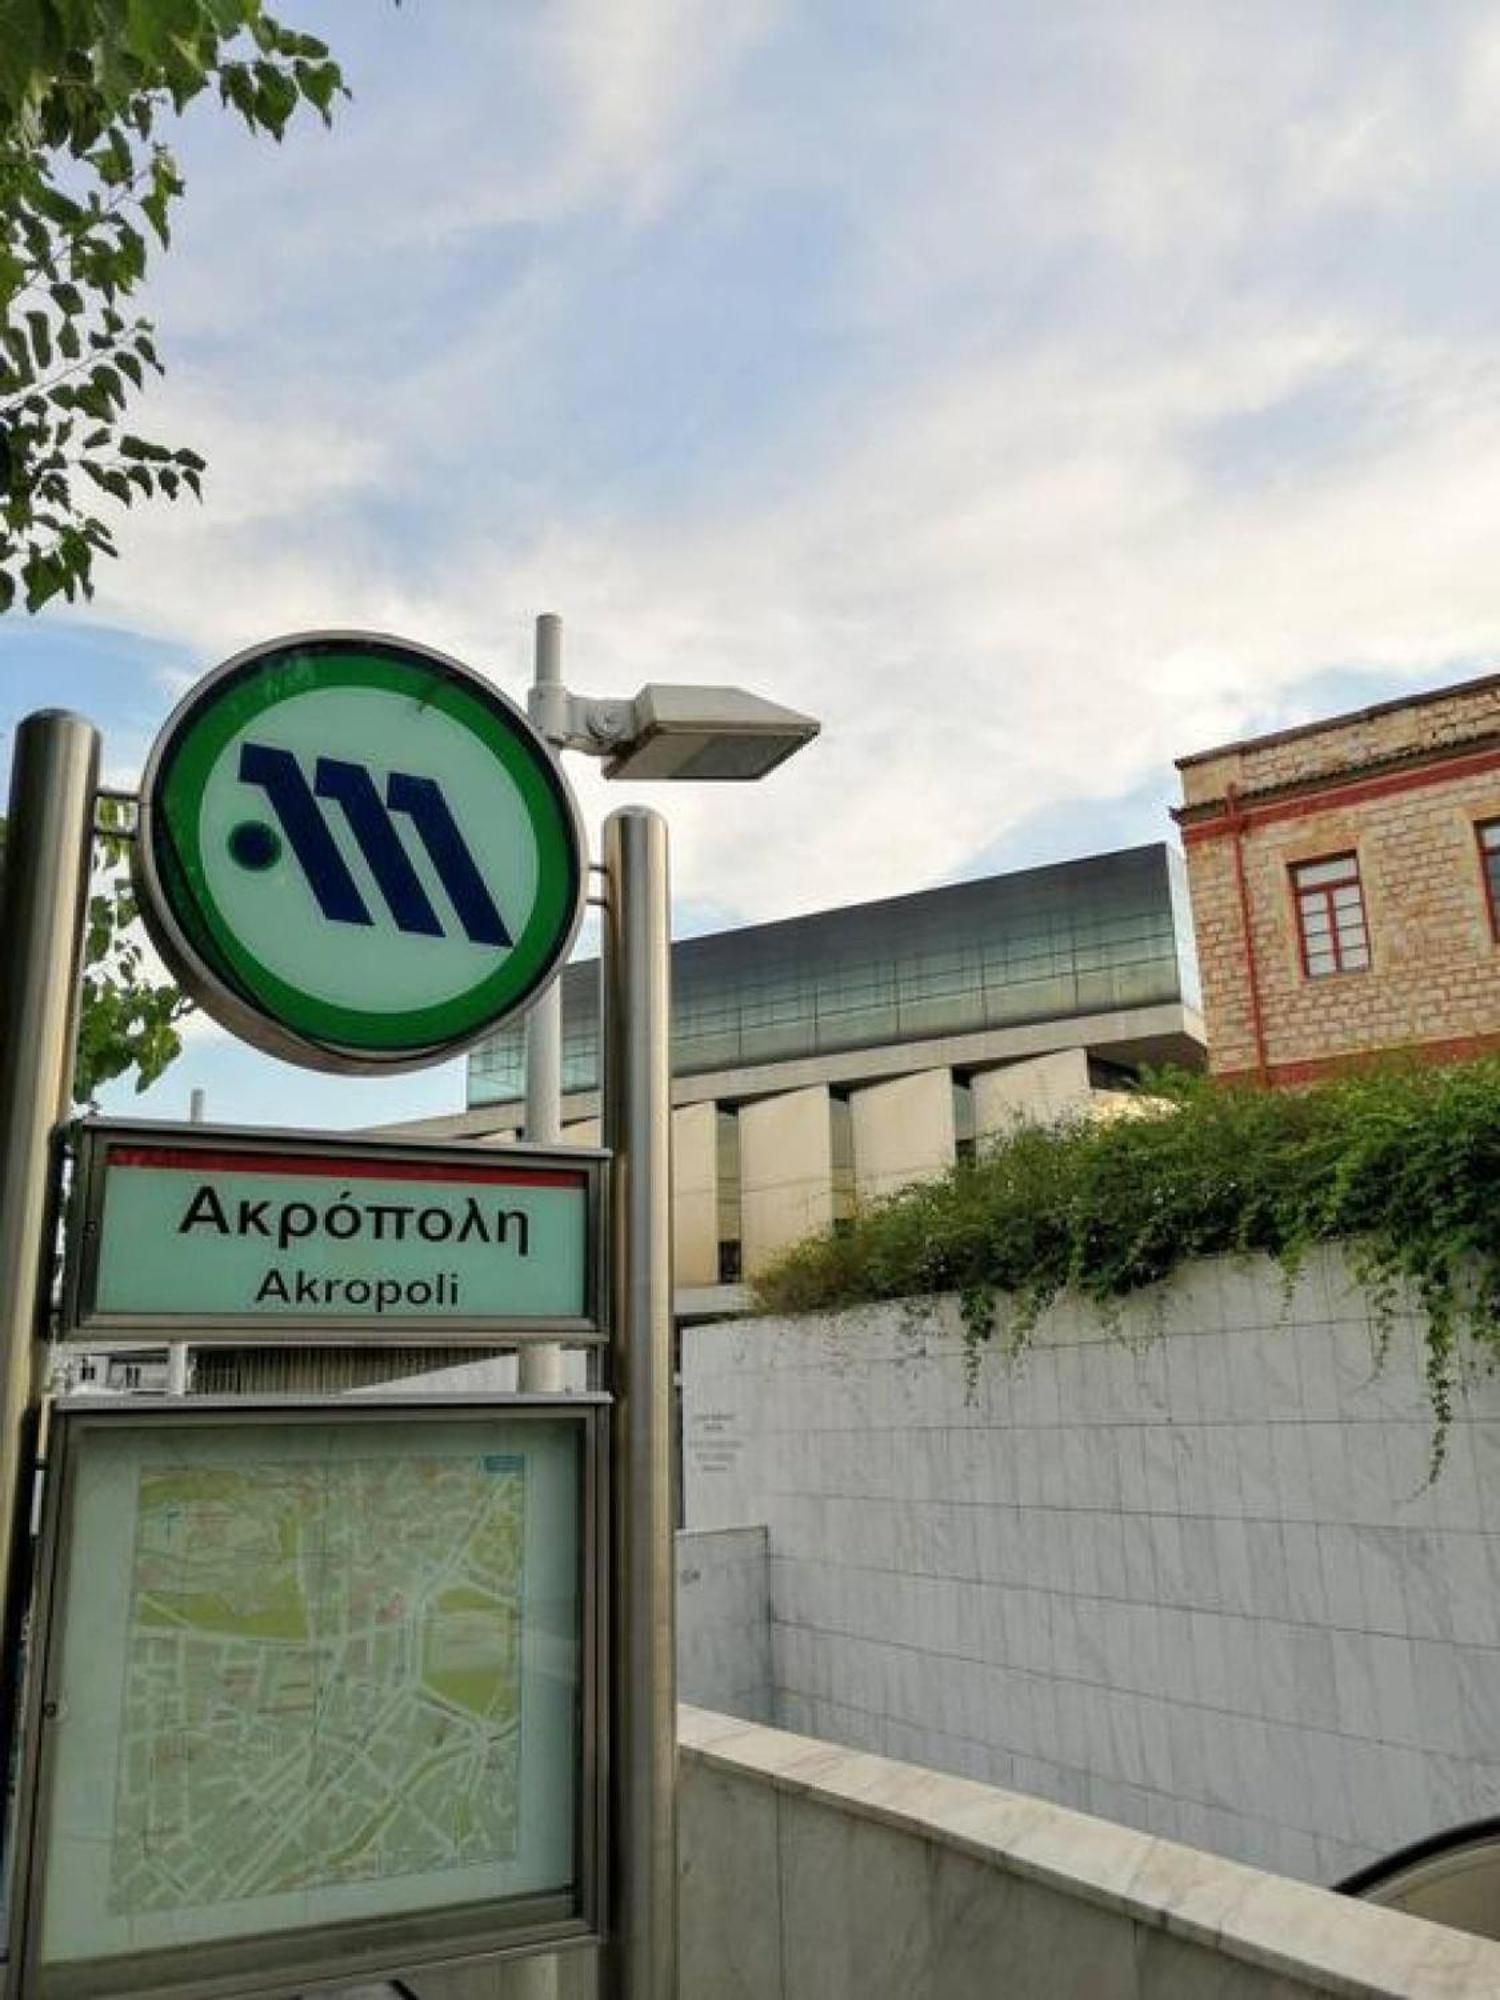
7, 1397, 606, 2000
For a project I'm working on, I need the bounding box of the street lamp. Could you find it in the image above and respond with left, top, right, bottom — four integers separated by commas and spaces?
530, 674, 819, 781
521, 612, 819, 1152
514, 613, 817, 2000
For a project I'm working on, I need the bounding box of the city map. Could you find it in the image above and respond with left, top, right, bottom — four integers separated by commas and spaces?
107, 1450, 527, 1915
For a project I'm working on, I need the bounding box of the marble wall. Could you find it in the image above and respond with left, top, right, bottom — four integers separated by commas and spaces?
677, 1526, 772, 1723
681, 1248, 1500, 1885
679, 1705, 1500, 2000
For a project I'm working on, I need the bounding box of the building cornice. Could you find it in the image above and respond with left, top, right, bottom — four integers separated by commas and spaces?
1174, 732, 1500, 842
1174, 669, 1500, 771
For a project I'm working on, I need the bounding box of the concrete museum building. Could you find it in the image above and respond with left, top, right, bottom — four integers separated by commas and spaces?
404, 842, 1206, 1297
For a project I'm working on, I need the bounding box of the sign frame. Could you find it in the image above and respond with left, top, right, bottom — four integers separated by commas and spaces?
6, 1394, 610, 2000
133, 630, 588, 1075
60, 1120, 609, 1346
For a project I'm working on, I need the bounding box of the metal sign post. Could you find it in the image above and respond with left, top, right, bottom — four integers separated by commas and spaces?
0, 712, 99, 1834
0, 664, 684, 2000
602, 807, 677, 2000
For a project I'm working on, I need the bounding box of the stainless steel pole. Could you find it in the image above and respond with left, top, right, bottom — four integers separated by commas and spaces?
168, 1088, 207, 1397
510, 619, 565, 2000
602, 806, 675, 2000
521, 622, 567, 1366
0, 711, 99, 1824
522, 616, 565, 1403
524, 615, 565, 1157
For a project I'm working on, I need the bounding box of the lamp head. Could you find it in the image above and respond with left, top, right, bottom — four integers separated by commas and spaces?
601, 685, 820, 781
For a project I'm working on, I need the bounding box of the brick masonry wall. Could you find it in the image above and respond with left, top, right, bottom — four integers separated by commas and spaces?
1183, 766, 1500, 1075
681, 1250, 1500, 1888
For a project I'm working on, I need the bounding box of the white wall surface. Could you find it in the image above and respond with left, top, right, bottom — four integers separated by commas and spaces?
677, 1527, 772, 1722
364, 1699, 1500, 2000
681, 1248, 1500, 1886
680, 1705, 1500, 2000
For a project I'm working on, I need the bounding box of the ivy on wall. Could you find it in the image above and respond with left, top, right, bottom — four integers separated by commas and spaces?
752, 1062, 1500, 1470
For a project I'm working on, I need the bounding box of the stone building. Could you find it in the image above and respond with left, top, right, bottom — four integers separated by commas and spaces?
1174, 673, 1500, 1084
391, 845, 1204, 1301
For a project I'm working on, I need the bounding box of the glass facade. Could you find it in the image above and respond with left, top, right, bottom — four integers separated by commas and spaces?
469, 843, 1197, 1106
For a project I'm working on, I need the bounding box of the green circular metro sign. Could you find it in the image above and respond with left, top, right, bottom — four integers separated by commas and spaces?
136, 632, 586, 1072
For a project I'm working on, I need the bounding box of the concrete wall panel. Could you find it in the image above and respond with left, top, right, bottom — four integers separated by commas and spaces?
849, 1069, 955, 1202
673, 1101, 720, 1288
972, 1048, 1092, 1135
739, 1087, 834, 1277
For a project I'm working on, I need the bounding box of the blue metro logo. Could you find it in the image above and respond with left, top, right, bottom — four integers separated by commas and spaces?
232, 741, 512, 946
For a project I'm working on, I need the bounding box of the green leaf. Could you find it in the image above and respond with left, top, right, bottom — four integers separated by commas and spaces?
24, 310, 52, 371
2, 324, 32, 376
31, 185, 85, 229
140, 181, 172, 247
252, 59, 298, 136
24, 552, 67, 610
1, 0, 350, 629
220, 63, 257, 125
88, 128, 135, 188
82, 464, 134, 503
294, 56, 342, 119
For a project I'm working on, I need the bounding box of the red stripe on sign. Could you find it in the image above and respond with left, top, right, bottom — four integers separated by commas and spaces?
105, 1146, 588, 1190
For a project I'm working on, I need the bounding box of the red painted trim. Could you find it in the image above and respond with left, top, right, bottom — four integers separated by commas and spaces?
1225, 786, 1269, 1083
1182, 741, 1500, 844
1215, 1029, 1500, 1088
105, 1144, 586, 1189
1477, 819, 1500, 943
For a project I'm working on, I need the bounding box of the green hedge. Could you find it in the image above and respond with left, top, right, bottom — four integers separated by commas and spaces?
752, 1061, 1500, 1467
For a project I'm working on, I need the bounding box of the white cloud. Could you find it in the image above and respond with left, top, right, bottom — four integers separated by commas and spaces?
63, 2, 1500, 928
541, 0, 785, 218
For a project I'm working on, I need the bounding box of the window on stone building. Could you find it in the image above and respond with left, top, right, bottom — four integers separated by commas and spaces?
1477, 820, 1500, 939
1292, 853, 1370, 977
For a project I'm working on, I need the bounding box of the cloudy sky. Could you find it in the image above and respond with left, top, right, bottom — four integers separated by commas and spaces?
5, 1, 1500, 1126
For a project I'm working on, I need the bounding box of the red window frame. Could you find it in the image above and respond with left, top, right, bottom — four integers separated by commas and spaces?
1477, 819, 1500, 941
1291, 852, 1370, 979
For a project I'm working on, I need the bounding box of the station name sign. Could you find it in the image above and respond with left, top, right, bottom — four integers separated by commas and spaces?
62, 1121, 604, 1343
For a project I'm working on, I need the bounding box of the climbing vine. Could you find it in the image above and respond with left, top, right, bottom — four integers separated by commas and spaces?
752, 1062, 1500, 1470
